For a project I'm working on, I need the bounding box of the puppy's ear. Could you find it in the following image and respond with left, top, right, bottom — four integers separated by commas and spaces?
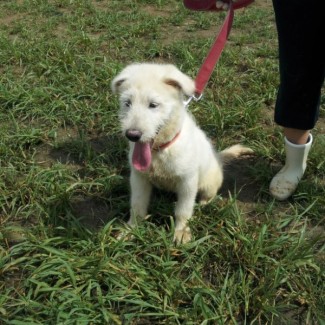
164, 65, 196, 96
111, 77, 126, 94
111, 63, 137, 94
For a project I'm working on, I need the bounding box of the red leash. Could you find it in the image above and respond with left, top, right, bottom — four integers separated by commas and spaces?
183, 0, 254, 103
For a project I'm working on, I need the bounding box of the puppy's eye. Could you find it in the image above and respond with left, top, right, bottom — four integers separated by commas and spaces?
123, 99, 132, 108
149, 102, 159, 109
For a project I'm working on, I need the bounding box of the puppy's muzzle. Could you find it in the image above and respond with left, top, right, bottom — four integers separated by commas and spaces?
125, 129, 142, 142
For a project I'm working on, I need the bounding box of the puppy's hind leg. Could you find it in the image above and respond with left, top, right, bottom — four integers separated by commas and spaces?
198, 162, 223, 205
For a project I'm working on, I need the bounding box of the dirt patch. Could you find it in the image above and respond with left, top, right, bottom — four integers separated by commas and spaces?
142, 4, 175, 18
0, 13, 23, 26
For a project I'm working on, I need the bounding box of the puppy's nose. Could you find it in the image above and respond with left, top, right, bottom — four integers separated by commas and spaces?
125, 129, 142, 142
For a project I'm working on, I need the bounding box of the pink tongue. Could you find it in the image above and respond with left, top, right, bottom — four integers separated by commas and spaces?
132, 142, 152, 171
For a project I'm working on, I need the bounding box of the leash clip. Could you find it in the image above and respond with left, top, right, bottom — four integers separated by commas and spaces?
184, 93, 203, 106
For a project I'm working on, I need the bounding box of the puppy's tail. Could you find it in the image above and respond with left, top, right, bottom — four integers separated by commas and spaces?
220, 144, 254, 163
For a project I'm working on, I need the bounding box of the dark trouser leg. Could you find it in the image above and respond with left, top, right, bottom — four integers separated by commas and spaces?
272, 0, 325, 130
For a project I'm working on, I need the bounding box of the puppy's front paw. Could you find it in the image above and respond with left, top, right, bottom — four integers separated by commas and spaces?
173, 226, 192, 244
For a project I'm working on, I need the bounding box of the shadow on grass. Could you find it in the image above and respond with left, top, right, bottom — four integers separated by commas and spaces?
35, 132, 131, 234
220, 155, 262, 203
36, 131, 267, 237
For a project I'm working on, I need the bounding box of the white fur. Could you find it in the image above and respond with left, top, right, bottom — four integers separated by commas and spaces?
112, 63, 253, 243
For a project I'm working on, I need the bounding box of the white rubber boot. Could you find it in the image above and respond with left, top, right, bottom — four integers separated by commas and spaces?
269, 134, 313, 200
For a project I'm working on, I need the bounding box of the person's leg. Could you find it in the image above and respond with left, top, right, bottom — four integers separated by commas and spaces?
272, 0, 325, 131
270, 0, 325, 200
284, 128, 310, 146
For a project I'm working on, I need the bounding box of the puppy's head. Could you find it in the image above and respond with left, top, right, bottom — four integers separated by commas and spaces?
111, 63, 195, 171
111, 63, 195, 142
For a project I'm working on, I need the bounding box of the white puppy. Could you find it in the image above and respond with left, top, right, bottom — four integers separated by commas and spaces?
112, 63, 252, 243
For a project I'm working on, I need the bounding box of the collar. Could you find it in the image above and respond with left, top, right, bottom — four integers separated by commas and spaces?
153, 131, 181, 151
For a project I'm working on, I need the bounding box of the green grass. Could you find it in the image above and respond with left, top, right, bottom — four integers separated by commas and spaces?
0, 0, 324, 324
